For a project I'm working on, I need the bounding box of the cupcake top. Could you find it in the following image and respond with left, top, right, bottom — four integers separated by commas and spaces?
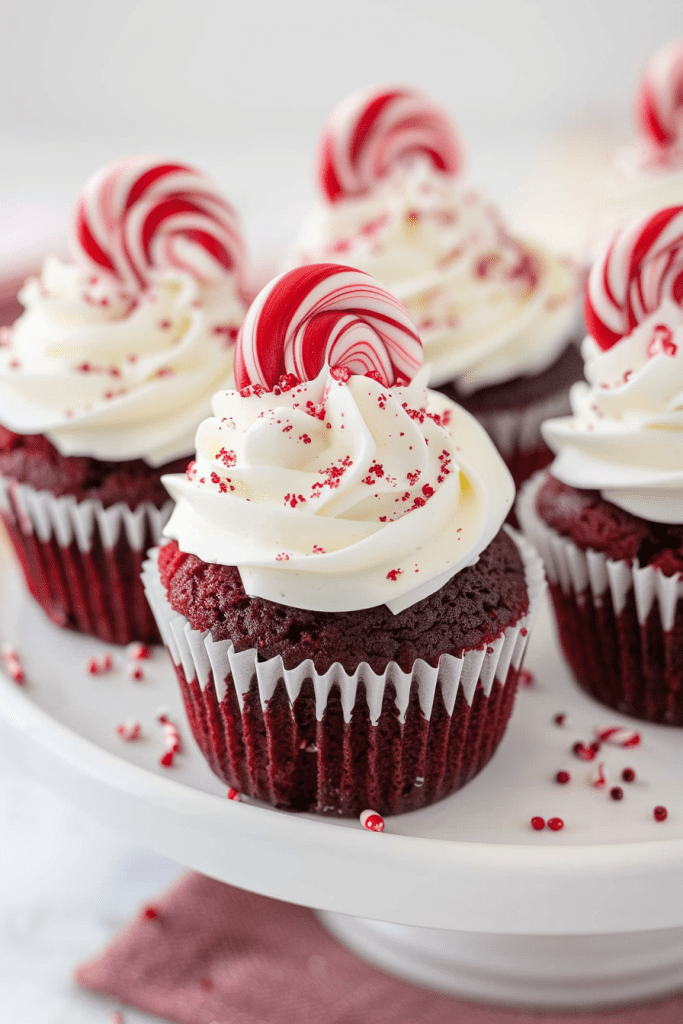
162, 263, 514, 614
604, 40, 683, 235
543, 205, 683, 524
289, 86, 580, 392
0, 158, 248, 467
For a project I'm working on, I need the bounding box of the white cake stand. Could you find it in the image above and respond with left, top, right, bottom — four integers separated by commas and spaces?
2, 546, 683, 1011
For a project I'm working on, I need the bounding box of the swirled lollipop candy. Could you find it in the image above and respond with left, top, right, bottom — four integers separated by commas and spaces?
234, 263, 423, 390
316, 86, 462, 203
585, 205, 683, 350
637, 39, 683, 150
73, 156, 247, 292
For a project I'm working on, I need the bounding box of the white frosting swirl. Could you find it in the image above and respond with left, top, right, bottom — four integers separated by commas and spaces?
290, 158, 581, 391
0, 258, 246, 465
162, 367, 514, 613
543, 299, 683, 524
601, 145, 683, 249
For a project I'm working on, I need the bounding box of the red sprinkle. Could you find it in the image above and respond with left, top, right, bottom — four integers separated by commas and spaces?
547, 817, 565, 831
610, 786, 624, 800
1, 644, 25, 685
530, 816, 545, 831
86, 653, 114, 676
360, 809, 385, 832
129, 666, 144, 681
518, 669, 534, 688
654, 805, 668, 822
622, 768, 636, 783
553, 713, 566, 725
128, 642, 151, 661
573, 741, 597, 761
555, 770, 570, 785
142, 906, 159, 921
227, 787, 241, 801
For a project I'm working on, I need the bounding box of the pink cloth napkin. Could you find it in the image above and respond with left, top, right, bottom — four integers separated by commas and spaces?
76, 873, 683, 1024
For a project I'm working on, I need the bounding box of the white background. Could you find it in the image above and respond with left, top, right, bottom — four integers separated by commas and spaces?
1, 2, 683, 1021
1, 0, 682, 271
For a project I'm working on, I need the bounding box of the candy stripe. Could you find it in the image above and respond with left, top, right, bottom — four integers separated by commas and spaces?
585, 205, 683, 349
73, 157, 246, 291
234, 264, 422, 390
316, 87, 462, 203
637, 39, 683, 149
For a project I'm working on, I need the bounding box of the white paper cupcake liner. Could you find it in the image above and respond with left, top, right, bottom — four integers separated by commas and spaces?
0, 473, 172, 645
518, 471, 683, 724
144, 528, 544, 725
142, 528, 544, 814
0, 475, 172, 553
474, 387, 572, 459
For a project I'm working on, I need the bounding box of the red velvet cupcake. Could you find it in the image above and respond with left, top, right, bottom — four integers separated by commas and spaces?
143, 263, 544, 816
288, 86, 584, 493
0, 157, 248, 644
519, 205, 683, 725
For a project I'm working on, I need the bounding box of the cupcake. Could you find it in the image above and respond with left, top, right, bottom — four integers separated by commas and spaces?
0, 157, 248, 645
598, 40, 683, 249
518, 205, 683, 725
143, 263, 544, 817
288, 86, 584, 492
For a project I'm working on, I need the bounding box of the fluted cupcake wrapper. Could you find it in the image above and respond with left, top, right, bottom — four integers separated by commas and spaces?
0, 474, 172, 645
518, 472, 683, 725
142, 528, 545, 817
473, 387, 572, 497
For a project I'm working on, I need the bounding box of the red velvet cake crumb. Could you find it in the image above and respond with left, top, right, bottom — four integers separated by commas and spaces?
536, 475, 683, 570
158, 530, 528, 675
0, 427, 187, 509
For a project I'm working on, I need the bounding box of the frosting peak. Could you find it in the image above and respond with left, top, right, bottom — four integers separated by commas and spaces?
545, 207, 683, 524
162, 367, 513, 613
291, 87, 580, 390
0, 157, 248, 465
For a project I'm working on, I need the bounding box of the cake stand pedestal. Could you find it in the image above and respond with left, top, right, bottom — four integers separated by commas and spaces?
2, 548, 683, 1010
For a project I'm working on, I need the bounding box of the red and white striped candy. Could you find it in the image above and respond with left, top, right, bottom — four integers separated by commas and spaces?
585, 205, 683, 350
234, 264, 422, 390
594, 726, 641, 748
316, 86, 462, 204
73, 156, 246, 292
360, 809, 385, 832
637, 39, 683, 149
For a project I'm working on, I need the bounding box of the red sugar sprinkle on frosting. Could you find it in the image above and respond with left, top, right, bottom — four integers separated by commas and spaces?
518, 669, 534, 688
360, 809, 385, 832
548, 817, 565, 831
227, 788, 241, 801
128, 665, 145, 681
610, 786, 624, 801
622, 768, 636, 783
556, 770, 570, 785
530, 816, 545, 831
141, 906, 159, 921
554, 713, 566, 725
654, 805, 668, 822
386, 568, 403, 581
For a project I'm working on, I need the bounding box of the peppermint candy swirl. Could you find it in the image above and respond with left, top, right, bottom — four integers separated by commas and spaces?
316, 87, 462, 204
637, 39, 683, 149
584, 205, 683, 350
73, 156, 246, 292
234, 264, 423, 390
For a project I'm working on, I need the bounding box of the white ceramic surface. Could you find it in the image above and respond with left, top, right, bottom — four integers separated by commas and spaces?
1, 545, 683, 941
